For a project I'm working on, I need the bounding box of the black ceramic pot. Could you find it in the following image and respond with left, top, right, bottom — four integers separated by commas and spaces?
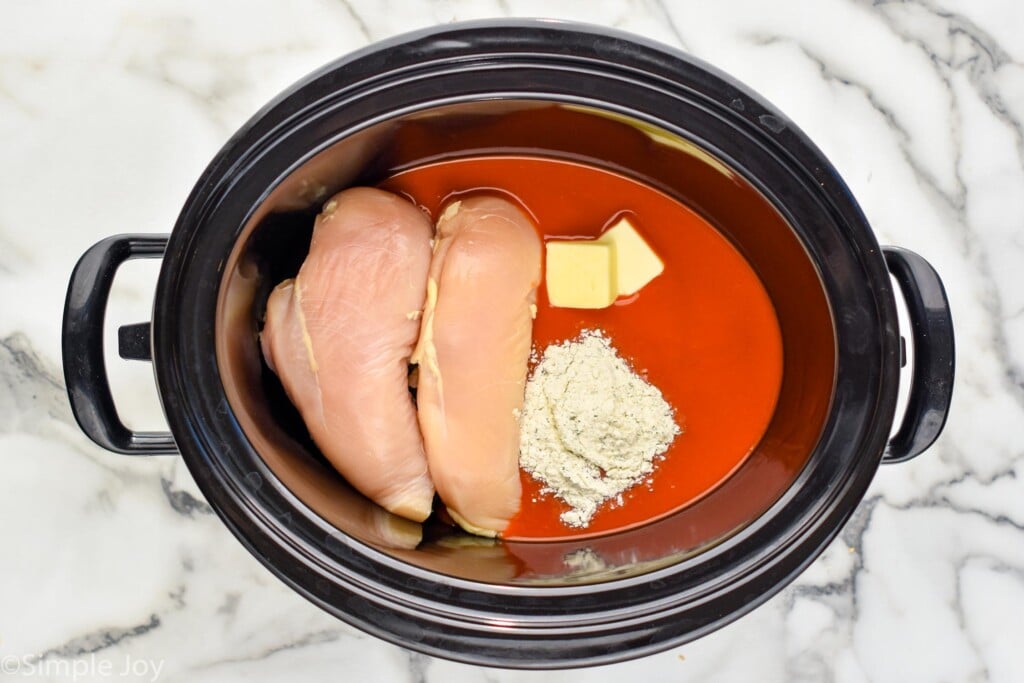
62, 21, 954, 668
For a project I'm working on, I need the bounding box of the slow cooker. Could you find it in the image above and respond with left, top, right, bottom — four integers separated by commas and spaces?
61, 21, 954, 668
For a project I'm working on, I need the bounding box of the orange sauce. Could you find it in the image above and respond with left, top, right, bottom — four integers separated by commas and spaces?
381, 156, 783, 541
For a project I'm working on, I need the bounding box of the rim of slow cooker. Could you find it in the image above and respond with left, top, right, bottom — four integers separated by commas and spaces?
153, 20, 899, 666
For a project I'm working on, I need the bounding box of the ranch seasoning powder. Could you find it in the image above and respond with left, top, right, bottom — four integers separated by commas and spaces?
518, 329, 681, 527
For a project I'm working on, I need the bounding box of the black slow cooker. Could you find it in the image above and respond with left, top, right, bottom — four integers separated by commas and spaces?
61, 21, 954, 668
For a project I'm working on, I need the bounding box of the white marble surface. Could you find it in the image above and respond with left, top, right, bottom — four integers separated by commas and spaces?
1, 0, 1022, 681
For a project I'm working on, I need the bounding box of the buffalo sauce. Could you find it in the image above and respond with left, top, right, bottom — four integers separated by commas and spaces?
381, 156, 783, 541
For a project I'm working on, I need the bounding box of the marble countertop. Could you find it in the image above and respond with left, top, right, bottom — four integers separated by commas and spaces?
2, 1, 1023, 681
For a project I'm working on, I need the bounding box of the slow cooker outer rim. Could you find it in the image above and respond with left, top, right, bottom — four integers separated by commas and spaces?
152, 20, 899, 666
202, 487, 862, 670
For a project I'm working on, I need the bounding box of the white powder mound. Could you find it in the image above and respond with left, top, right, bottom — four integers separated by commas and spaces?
519, 330, 681, 527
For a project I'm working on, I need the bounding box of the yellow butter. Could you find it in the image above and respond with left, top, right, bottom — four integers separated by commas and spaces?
596, 217, 664, 295
545, 241, 616, 309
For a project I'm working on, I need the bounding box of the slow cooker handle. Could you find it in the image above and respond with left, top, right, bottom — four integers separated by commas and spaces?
62, 235, 177, 455
882, 247, 955, 464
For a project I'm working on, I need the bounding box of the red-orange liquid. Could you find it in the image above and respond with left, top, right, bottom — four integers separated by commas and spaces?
381, 156, 783, 541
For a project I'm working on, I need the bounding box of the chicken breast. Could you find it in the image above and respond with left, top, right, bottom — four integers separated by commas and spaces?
261, 187, 435, 522
413, 196, 542, 535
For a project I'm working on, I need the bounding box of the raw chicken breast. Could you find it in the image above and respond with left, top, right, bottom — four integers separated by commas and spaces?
261, 187, 435, 522
413, 196, 542, 535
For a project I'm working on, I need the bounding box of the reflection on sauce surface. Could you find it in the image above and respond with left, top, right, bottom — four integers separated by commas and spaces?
382, 156, 784, 541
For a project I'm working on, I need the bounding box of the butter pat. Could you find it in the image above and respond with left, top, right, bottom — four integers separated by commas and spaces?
545, 241, 616, 309
596, 217, 664, 295
544, 217, 664, 309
